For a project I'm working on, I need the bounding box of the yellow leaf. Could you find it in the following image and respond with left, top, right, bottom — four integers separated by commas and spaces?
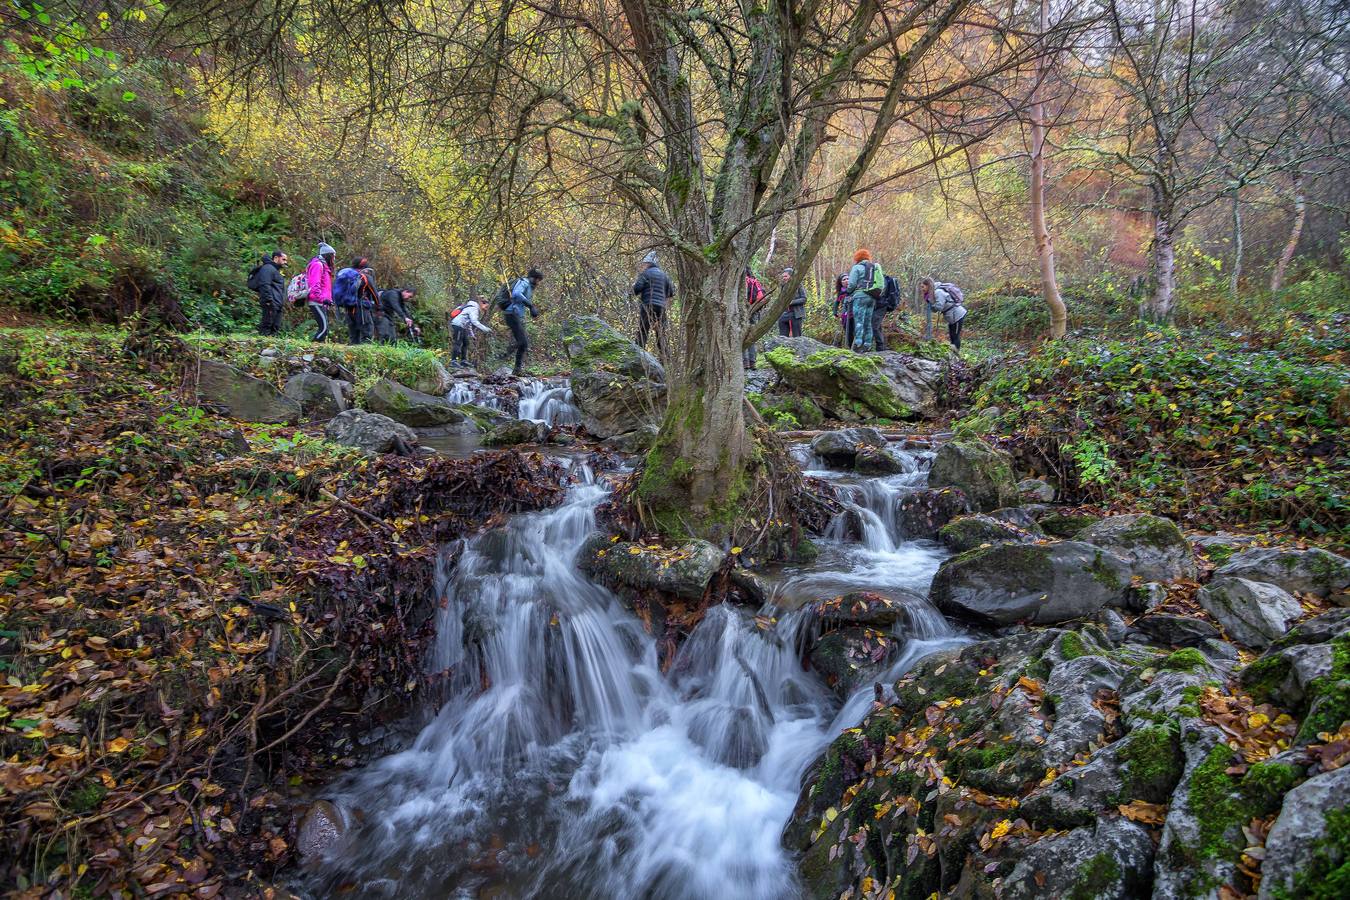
990, 819, 1011, 840
1247, 712, 1270, 729
108, 737, 130, 753
730, 546, 743, 555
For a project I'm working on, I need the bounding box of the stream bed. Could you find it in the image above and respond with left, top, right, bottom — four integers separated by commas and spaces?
306, 443, 967, 899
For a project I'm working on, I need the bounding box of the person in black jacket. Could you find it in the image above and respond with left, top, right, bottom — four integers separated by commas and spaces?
375, 286, 417, 344
252, 250, 288, 336
874, 274, 901, 351
633, 251, 675, 354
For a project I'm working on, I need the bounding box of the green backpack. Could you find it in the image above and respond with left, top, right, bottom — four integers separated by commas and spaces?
860, 261, 885, 299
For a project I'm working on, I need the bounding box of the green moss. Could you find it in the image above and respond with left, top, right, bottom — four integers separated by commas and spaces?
1118, 723, 1183, 802
1060, 631, 1089, 661
948, 741, 1017, 777
1161, 648, 1210, 673
1298, 680, 1350, 743
1240, 652, 1293, 706
68, 778, 108, 813
1273, 806, 1350, 900
1239, 761, 1300, 810
762, 346, 910, 419
1087, 550, 1128, 591
1204, 543, 1239, 566
1118, 514, 1185, 549
1040, 513, 1099, 538
1068, 852, 1122, 900
1186, 746, 1300, 869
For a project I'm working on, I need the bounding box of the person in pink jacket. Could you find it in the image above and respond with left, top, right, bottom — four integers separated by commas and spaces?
305, 242, 336, 341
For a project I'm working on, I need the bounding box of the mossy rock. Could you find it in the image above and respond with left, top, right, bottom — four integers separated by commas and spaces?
938, 513, 1036, 553
762, 337, 913, 420
1039, 512, 1101, 539
927, 439, 1018, 512
561, 314, 665, 381
1078, 513, 1197, 582
363, 377, 467, 427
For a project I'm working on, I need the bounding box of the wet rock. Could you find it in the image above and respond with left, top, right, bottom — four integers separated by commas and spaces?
937, 513, 1037, 553
1132, 613, 1221, 647
760, 336, 922, 419
1120, 665, 1223, 728
1241, 643, 1335, 712
562, 314, 665, 381
1215, 547, 1350, 603
297, 799, 346, 864
194, 358, 301, 424
930, 541, 1132, 626
686, 704, 769, 769
1017, 477, 1056, 502
283, 372, 348, 421
926, 439, 1018, 512
1079, 513, 1198, 582
569, 370, 665, 440
895, 487, 971, 539
1197, 576, 1303, 649
807, 590, 922, 630
853, 445, 905, 476
808, 626, 900, 699
1259, 765, 1350, 900
602, 424, 659, 454
578, 533, 724, 602
1042, 655, 1128, 766
810, 427, 885, 468
364, 378, 469, 427
987, 506, 1043, 533
324, 409, 419, 455
1000, 818, 1155, 900
482, 419, 548, 446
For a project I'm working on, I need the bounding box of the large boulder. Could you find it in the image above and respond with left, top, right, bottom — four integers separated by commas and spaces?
406, 358, 454, 396
569, 371, 665, 440
761, 336, 921, 420
853, 445, 905, 475
195, 359, 301, 424
895, 487, 972, 539
871, 351, 944, 418
937, 513, 1038, 553
1079, 513, 1198, 582
1197, 576, 1303, 649
1259, 765, 1350, 900
999, 818, 1156, 900
807, 626, 901, 699
930, 541, 1132, 626
1215, 547, 1350, 603
810, 427, 885, 468
562, 315, 664, 381
324, 409, 418, 455
283, 372, 348, 421
806, 590, 923, 630
364, 378, 470, 428
927, 439, 1018, 512
577, 534, 724, 602
482, 419, 549, 447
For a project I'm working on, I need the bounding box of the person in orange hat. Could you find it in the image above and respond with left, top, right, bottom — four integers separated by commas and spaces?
846, 248, 881, 352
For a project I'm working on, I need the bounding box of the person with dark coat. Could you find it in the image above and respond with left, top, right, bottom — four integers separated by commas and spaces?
777, 267, 806, 337
833, 272, 854, 348
375, 286, 417, 344
252, 250, 287, 336
874, 274, 901, 351
633, 251, 675, 354
504, 268, 543, 376
347, 265, 378, 344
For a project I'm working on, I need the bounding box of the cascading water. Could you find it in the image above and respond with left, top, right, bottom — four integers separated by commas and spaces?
310, 444, 965, 899
518, 379, 582, 427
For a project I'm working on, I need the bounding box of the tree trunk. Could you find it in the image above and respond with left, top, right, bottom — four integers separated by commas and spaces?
1029, 0, 1067, 339
1151, 211, 1177, 321
1230, 185, 1243, 300
1270, 171, 1305, 294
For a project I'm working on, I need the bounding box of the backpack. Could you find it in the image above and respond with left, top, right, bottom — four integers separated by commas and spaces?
494, 280, 513, 311
880, 275, 901, 312
246, 264, 263, 292
940, 282, 964, 303
746, 276, 765, 306
860, 261, 885, 299
450, 304, 465, 322
332, 267, 360, 307
288, 272, 310, 304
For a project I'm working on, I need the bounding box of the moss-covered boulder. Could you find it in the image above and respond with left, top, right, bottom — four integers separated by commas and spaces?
195, 358, 302, 424
810, 426, 885, 468
1038, 511, 1101, 538
569, 370, 665, 440
562, 314, 665, 381
807, 626, 901, 699
761, 336, 921, 420
806, 590, 921, 630
895, 487, 972, 539
577, 533, 724, 602
1258, 765, 1350, 900
364, 377, 469, 427
283, 372, 348, 421
927, 438, 1018, 512
1197, 576, 1303, 649
937, 513, 1038, 553
930, 540, 1132, 626
749, 391, 824, 431
1079, 513, 1198, 582
481, 418, 548, 446
1215, 547, 1350, 603
998, 819, 1156, 900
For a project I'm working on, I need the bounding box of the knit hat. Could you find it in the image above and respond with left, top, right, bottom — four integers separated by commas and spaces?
641, 251, 659, 267
318, 242, 335, 256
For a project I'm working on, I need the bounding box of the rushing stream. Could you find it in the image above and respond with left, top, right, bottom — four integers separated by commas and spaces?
309, 446, 966, 899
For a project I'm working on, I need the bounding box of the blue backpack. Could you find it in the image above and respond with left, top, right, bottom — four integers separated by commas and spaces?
333, 267, 360, 307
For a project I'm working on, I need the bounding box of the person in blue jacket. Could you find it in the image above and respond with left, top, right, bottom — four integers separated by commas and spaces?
504, 267, 543, 376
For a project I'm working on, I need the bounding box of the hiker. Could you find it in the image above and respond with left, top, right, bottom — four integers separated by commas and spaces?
777, 267, 807, 337
502, 267, 542, 376
334, 258, 372, 344
304, 242, 336, 342
922, 277, 968, 352
249, 250, 287, 336
833, 273, 854, 348
450, 298, 492, 367
743, 267, 766, 370
354, 267, 380, 345
376, 286, 417, 344
633, 251, 675, 354
846, 249, 884, 353
874, 273, 902, 351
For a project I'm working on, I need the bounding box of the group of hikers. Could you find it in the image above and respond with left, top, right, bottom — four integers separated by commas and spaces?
250, 242, 969, 377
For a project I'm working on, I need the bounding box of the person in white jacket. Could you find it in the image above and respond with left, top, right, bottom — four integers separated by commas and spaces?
450, 299, 493, 367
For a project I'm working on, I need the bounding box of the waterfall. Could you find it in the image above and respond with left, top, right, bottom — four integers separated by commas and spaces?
309, 454, 966, 900
518, 379, 582, 426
